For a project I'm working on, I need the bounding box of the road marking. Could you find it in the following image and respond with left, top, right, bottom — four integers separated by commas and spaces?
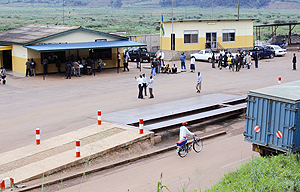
220, 156, 253, 169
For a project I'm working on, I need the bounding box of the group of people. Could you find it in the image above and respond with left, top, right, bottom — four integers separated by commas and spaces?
216, 50, 258, 72
135, 73, 154, 99
25, 58, 37, 77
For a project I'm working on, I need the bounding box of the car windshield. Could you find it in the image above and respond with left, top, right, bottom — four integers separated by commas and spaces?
272, 46, 282, 50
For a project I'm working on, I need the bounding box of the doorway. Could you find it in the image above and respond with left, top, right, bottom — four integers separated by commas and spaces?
205, 32, 217, 49
3, 50, 12, 70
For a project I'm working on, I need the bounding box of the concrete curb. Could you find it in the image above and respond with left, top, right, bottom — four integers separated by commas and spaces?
17, 130, 226, 192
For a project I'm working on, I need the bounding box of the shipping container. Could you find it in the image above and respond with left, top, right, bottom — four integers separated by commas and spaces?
244, 80, 300, 156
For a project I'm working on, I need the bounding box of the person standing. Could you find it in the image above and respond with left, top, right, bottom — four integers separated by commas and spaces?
246, 52, 251, 69
190, 56, 195, 73
196, 72, 202, 93
42, 58, 48, 76
123, 51, 129, 72
65, 61, 72, 79
30, 58, 36, 76
292, 53, 297, 70
25, 59, 31, 77
74, 61, 80, 77
55, 56, 61, 74
135, 75, 144, 99
136, 52, 141, 68
211, 53, 216, 68
150, 58, 157, 76
158, 50, 165, 66
142, 73, 147, 96
0, 66, 6, 84
148, 75, 154, 99
117, 52, 121, 73
254, 51, 259, 68
180, 52, 186, 70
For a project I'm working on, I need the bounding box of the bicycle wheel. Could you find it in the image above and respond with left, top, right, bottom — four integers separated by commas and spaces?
178, 144, 188, 158
193, 137, 203, 153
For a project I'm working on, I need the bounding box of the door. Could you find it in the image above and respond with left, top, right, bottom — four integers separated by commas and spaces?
205, 32, 217, 49
3, 50, 12, 70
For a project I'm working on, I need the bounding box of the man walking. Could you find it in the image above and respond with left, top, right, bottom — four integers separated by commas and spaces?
292, 53, 297, 70
135, 75, 144, 99
254, 51, 259, 68
196, 72, 202, 93
142, 73, 147, 96
25, 59, 31, 77
148, 76, 154, 99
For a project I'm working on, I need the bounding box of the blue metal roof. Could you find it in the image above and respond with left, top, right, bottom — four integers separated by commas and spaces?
25, 40, 147, 52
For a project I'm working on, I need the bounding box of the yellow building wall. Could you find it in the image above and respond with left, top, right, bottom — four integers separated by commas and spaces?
162, 20, 253, 51
12, 45, 28, 73
0, 52, 2, 67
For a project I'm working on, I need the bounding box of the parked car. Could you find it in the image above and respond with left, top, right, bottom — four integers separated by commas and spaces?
190, 49, 219, 63
127, 47, 156, 63
247, 46, 275, 60
265, 45, 287, 56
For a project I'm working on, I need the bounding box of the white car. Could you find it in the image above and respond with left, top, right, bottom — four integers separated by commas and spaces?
266, 45, 287, 56
190, 49, 219, 63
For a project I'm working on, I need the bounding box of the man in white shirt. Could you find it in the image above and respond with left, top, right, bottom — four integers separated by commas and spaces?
135, 75, 144, 99
196, 72, 202, 93
148, 76, 154, 99
176, 122, 195, 152
158, 50, 165, 66
142, 74, 147, 96
179, 122, 195, 140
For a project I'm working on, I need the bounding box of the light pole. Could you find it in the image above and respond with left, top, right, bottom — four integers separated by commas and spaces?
63, 0, 65, 26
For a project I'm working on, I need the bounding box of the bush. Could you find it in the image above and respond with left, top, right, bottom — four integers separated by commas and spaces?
206, 154, 300, 191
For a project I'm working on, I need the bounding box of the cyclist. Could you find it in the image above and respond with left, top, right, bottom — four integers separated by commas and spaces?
177, 122, 195, 152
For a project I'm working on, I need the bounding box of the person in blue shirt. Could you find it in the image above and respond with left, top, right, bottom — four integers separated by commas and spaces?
180, 52, 186, 70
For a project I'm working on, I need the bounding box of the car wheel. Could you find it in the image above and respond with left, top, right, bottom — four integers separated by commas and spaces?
208, 58, 212, 63
258, 55, 261, 60
270, 53, 274, 59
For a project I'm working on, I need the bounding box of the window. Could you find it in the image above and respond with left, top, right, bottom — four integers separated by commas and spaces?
184, 30, 198, 44
92, 48, 112, 60
222, 29, 235, 42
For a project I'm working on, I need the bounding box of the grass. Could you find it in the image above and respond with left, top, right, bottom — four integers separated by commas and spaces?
0, 6, 299, 40
205, 153, 300, 191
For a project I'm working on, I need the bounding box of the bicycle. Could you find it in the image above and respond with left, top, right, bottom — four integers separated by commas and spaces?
177, 135, 203, 158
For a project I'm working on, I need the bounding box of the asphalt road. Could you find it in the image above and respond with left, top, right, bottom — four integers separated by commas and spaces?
60, 134, 257, 192
0, 52, 298, 153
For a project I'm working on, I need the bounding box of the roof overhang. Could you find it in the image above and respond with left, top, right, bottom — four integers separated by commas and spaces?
24, 40, 147, 52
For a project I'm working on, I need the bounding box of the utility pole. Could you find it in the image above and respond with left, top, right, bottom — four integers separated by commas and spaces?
63, 0, 65, 26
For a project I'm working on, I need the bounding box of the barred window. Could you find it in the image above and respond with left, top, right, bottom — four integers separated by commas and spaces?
222, 29, 235, 42
184, 30, 198, 44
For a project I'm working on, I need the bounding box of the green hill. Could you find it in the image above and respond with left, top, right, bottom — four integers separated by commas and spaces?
1, 0, 300, 8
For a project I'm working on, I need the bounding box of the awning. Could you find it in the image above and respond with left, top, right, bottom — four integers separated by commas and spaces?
24, 40, 147, 52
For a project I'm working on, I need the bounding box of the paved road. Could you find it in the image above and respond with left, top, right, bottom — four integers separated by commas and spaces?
0, 52, 298, 153
61, 134, 257, 192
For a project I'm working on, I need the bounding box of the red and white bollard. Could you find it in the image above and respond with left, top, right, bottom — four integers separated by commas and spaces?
98, 110, 101, 125
0, 177, 14, 189
139, 118, 144, 134
36, 128, 40, 145
278, 76, 281, 85
76, 140, 80, 157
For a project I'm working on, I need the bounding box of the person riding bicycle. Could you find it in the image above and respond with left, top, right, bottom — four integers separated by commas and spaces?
179, 122, 195, 140
177, 122, 195, 152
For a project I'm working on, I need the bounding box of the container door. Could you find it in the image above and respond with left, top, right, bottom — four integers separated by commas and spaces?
244, 96, 270, 145
244, 95, 296, 152
267, 101, 296, 152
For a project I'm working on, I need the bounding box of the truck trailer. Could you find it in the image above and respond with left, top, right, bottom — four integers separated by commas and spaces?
244, 80, 300, 156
